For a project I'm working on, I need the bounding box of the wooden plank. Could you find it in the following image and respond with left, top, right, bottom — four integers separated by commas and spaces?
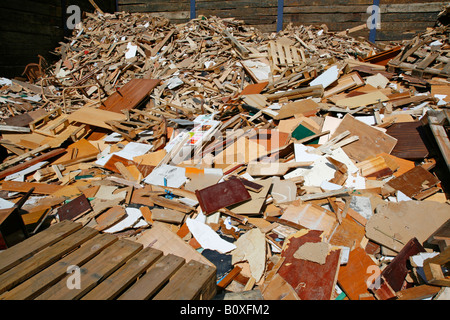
0, 144, 50, 171
56, 194, 92, 221
151, 208, 186, 224
0, 227, 98, 295
426, 219, 450, 252
416, 52, 440, 70
423, 246, 450, 287
153, 259, 216, 300
376, 238, 425, 295
118, 254, 185, 300
0, 233, 117, 300
35, 239, 142, 300
396, 284, 441, 300
81, 247, 164, 300
0, 220, 82, 275
356, 156, 393, 179
148, 195, 195, 214
66, 105, 127, 130
94, 206, 127, 232
0, 180, 64, 195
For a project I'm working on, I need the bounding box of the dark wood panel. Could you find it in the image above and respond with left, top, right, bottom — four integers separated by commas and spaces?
119, 2, 190, 12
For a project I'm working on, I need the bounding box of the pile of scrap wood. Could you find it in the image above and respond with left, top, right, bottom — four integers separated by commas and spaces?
0, 10, 449, 301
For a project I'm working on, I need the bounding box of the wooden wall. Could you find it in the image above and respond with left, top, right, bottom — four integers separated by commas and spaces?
283, 0, 449, 41
1, 1, 447, 78
0, 0, 115, 79
118, 0, 449, 39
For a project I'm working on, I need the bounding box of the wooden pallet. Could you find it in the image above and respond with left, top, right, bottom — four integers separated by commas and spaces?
268, 40, 305, 70
387, 33, 450, 79
0, 220, 216, 300
29, 107, 91, 142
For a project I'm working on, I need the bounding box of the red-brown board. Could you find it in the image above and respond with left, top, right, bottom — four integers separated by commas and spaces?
195, 178, 251, 215
100, 79, 160, 114
278, 230, 341, 300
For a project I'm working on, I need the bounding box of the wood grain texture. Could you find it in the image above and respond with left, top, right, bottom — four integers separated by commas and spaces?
0, 233, 117, 300
35, 239, 143, 300
0, 220, 82, 275
118, 253, 185, 300
385, 121, 429, 160
0, 227, 98, 295
152, 259, 216, 300
82, 247, 164, 300
0, 180, 64, 195
99, 79, 160, 114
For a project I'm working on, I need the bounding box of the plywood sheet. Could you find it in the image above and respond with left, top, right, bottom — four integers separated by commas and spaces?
227, 179, 272, 215
366, 200, 450, 252
52, 138, 99, 166
331, 114, 397, 162
67, 106, 127, 129
335, 90, 389, 109
274, 99, 319, 120
384, 165, 440, 199
280, 202, 338, 240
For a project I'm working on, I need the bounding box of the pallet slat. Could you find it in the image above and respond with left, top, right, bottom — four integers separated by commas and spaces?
34, 239, 143, 300
81, 248, 164, 300
0, 220, 82, 275
0, 227, 98, 295
118, 254, 185, 300
153, 260, 217, 300
0, 233, 118, 300
0, 221, 216, 300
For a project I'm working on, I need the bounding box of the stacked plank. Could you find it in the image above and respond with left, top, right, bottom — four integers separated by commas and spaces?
0, 10, 449, 301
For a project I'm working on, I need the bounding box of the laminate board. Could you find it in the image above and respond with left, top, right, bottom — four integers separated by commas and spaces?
99, 79, 160, 114
385, 121, 429, 160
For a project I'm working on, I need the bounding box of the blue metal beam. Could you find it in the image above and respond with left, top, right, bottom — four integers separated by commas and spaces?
190, 0, 196, 20
277, 0, 284, 32
369, 0, 380, 43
